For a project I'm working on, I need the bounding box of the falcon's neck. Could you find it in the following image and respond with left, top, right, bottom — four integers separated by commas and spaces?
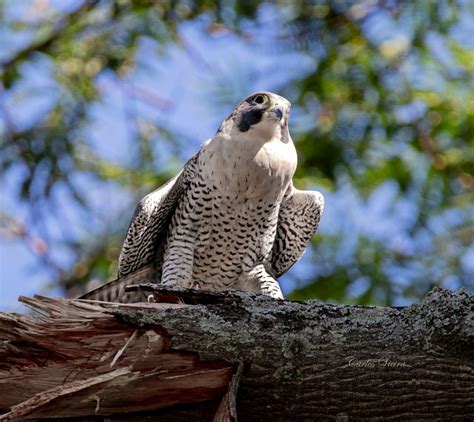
201, 129, 297, 200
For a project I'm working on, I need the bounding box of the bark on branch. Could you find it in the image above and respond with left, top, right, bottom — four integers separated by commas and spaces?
0, 286, 473, 421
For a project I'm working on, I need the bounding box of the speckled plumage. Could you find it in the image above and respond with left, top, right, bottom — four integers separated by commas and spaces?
81, 92, 324, 302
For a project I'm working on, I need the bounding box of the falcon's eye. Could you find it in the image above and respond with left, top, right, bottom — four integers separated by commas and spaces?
253, 94, 267, 105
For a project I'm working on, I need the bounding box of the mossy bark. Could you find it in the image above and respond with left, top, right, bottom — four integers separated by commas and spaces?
0, 287, 472, 421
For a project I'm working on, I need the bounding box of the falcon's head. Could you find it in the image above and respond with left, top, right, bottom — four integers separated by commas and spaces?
218, 92, 291, 143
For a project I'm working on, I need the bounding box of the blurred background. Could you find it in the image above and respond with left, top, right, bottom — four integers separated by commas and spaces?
1, 0, 473, 311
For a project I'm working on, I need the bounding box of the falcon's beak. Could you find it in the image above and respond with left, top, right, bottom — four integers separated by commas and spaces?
268, 105, 284, 121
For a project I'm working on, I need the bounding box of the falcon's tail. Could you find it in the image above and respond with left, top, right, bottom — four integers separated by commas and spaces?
79, 265, 157, 303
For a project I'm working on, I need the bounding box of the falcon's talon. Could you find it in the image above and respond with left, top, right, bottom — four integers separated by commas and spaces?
79, 92, 324, 303
191, 281, 201, 290
147, 294, 155, 303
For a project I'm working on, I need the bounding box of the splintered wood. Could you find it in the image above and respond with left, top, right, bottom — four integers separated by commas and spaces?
0, 296, 233, 420
2, 286, 472, 420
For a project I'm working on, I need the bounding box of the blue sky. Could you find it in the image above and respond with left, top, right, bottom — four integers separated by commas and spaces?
1, 1, 473, 311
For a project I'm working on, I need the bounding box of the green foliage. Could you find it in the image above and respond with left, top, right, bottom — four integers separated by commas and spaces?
1, 1, 472, 305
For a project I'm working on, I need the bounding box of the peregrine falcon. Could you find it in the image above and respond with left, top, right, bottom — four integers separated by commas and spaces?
81, 92, 324, 302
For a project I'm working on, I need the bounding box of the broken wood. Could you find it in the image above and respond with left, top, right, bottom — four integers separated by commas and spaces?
0, 286, 473, 420
0, 298, 232, 420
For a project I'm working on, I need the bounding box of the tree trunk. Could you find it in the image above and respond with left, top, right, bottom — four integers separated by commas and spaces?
0, 286, 473, 421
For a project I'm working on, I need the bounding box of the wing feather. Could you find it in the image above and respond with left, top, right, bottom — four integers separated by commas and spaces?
79, 150, 201, 301
270, 185, 324, 278
118, 171, 184, 277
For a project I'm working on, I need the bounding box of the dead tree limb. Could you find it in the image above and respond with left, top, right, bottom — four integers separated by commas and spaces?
0, 286, 473, 421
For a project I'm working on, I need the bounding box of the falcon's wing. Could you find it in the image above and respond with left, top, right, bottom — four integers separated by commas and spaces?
79, 151, 201, 302
118, 169, 186, 278
270, 185, 324, 278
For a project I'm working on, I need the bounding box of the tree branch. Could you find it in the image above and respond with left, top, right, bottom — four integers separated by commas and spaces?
0, 287, 472, 420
